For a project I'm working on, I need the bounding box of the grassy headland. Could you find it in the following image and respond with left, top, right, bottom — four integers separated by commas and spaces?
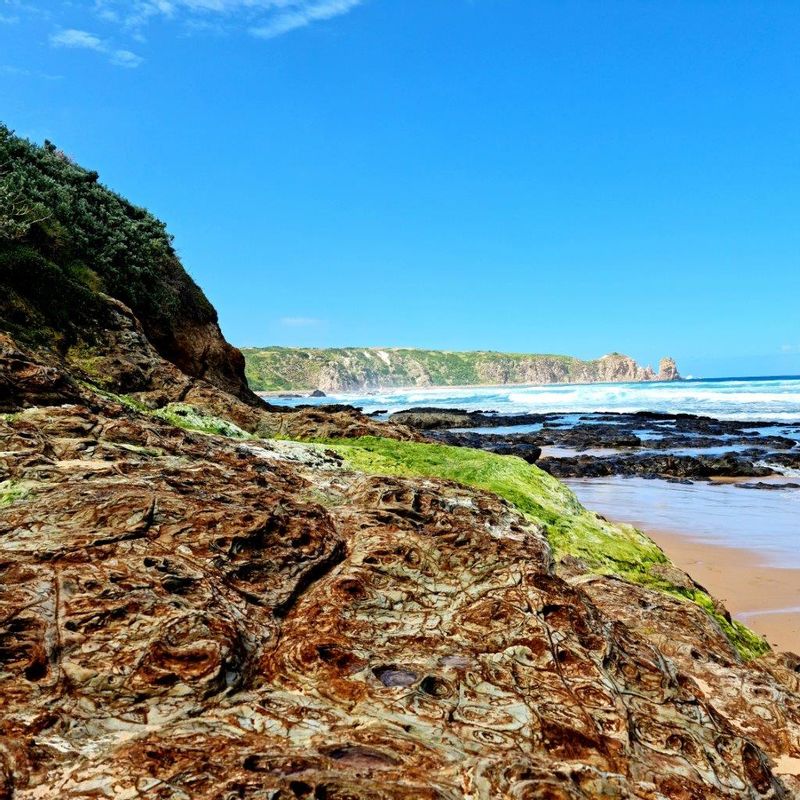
243, 346, 672, 392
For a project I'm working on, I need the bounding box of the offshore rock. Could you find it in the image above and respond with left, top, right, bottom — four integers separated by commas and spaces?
658, 356, 681, 381
538, 452, 776, 480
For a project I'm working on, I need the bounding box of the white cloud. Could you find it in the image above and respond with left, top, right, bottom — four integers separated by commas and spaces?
51, 28, 105, 49
41, 0, 364, 71
280, 316, 324, 327
94, 0, 365, 38
251, 0, 364, 38
110, 48, 144, 67
50, 27, 143, 68
0, 64, 62, 80
781, 344, 800, 354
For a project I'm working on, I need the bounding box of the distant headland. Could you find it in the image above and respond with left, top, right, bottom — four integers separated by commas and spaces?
242, 346, 680, 393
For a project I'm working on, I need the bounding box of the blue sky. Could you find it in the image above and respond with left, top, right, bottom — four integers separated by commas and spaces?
1, 0, 799, 378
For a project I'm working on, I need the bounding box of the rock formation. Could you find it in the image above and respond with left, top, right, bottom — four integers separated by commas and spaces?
2, 343, 800, 798
243, 347, 681, 393
2, 126, 800, 799
659, 357, 681, 381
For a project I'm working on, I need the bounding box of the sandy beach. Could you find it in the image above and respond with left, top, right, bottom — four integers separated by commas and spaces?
640, 528, 800, 654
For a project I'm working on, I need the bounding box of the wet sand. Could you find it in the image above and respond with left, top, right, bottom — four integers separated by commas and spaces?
566, 477, 800, 653
645, 529, 800, 654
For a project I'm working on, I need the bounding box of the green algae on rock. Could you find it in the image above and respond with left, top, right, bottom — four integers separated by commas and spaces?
325, 436, 769, 659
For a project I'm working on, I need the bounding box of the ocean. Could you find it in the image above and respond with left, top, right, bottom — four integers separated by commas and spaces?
268, 374, 800, 570
270, 375, 800, 422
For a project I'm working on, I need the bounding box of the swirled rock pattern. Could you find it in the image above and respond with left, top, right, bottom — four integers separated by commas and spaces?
2, 362, 800, 798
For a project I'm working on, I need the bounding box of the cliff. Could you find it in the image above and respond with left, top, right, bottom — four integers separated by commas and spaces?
2, 128, 800, 798
0, 124, 255, 404
243, 346, 681, 392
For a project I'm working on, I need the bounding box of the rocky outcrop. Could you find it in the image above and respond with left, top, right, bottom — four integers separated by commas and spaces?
659, 356, 681, 381
244, 347, 682, 393
2, 355, 800, 797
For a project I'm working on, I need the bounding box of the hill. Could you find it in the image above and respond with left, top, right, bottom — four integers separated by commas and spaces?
0, 123, 253, 403
243, 346, 680, 392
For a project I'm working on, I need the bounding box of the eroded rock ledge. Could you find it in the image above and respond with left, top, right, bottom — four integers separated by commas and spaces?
2, 347, 800, 799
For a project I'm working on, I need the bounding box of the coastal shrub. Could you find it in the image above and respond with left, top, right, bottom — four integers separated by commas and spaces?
323, 436, 769, 659
0, 124, 216, 354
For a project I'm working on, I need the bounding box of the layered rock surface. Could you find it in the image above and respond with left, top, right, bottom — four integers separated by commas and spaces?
1, 343, 800, 799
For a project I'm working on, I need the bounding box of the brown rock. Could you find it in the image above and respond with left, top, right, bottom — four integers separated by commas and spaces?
658, 356, 682, 381
1, 384, 799, 798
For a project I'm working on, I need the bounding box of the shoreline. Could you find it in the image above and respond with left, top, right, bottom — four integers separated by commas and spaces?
629, 525, 800, 654
256, 376, 682, 397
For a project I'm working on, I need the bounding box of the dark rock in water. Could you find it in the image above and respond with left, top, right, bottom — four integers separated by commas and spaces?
538, 453, 775, 480
433, 431, 542, 463
735, 482, 800, 490
540, 424, 642, 450
764, 452, 800, 470
757, 436, 800, 450
390, 407, 546, 430
277, 393, 303, 398
310, 389, 327, 397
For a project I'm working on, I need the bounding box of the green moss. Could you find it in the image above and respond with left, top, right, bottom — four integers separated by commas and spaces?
152, 403, 251, 440
685, 588, 770, 660
0, 479, 30, 507
321, 436, 768, 660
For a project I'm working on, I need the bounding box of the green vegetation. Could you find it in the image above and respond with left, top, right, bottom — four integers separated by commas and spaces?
152, 403, 251, 439
243, 346, 617, 392
323, 436, 768, 659
0, 123, 216, 355
90, 387, 251, 440
0, 479, 30, 507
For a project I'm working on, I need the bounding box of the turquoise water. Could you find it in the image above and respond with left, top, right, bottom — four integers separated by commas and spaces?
268, 375, 800, 422
266, 374, 800, 573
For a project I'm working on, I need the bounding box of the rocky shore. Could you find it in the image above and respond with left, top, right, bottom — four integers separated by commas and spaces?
392, 408, 800, 485
4, 126, 800, 798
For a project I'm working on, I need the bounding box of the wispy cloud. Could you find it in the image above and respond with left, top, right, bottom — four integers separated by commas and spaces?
32, 0, 366, 72
0, 64, 63, 80
251, 0, 364, 39
51, 28, 103, 49
50, 27, 143, 67
280, 316, 325, 327
93, 0, 366, 39
781, 344, 800, 354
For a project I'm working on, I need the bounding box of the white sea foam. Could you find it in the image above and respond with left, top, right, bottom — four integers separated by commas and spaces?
311, 377, 800, 421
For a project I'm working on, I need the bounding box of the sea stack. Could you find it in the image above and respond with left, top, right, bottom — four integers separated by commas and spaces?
658, 356, 681, 381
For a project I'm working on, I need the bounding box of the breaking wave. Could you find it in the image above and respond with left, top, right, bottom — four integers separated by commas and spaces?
310, 376, 800, 421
